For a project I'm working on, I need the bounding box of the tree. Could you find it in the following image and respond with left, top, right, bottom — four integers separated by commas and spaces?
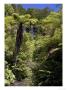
5, 4, 62, 86
27, 8, 50, 19
41, 11, 62, 36
5, 4, 14, 16
32, 36, 62, 86
16, 4, 26, 15
12, 22, 24, 65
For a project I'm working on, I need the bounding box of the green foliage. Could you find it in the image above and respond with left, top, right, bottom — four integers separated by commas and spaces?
29, 18, 38, 25
17, 52, 27, 60
12, 62, 27, 81
32, 27, 62, 85
22, 32, 35, 59
27, 7, 50, 19
32, 44, 62, 86
5, 65, 15, 85
19, 14, 31, 24
5, 4, 62, 86
5, 16, 16, 32
40, 11, 62, 36
12, 13, 20, 21
16, 4, 26, 15
42, 11, 61, 26
5, 4, 14, 16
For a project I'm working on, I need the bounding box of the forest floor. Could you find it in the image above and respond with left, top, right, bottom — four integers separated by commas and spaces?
12, 59, 36, 86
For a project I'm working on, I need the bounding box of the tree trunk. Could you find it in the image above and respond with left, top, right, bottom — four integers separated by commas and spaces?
12, 22, 23, 65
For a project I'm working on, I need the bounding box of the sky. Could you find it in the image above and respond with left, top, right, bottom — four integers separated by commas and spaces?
22, 4, 62, 12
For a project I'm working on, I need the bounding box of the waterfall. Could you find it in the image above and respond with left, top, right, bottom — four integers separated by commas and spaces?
30, 25, 34, 39
23, 25, 26, 33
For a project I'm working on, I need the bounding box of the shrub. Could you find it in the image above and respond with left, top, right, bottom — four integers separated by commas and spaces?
5, 67, 15, 86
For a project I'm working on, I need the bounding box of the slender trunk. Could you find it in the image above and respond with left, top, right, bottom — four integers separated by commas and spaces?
12, 22, 23, 65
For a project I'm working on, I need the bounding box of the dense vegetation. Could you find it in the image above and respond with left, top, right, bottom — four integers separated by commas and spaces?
5, 4, 62, 86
